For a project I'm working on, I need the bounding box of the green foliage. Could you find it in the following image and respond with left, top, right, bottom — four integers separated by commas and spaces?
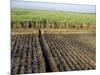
11, 8, 96, 28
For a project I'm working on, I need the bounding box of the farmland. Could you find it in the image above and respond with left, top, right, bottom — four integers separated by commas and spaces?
11, 29, 96, 74
11, 8, 96, 74
11, 9, 96, 29
11, 33, 46, 74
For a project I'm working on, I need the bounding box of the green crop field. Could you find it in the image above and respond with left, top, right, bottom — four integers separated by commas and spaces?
11, 8, 96, 29
11, 8, 96, 75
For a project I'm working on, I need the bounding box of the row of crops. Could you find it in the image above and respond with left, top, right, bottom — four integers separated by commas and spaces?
44, 33, 95, 71
11, 30, 96, 74
11, 34, 46, 74
11, 9, 96, 29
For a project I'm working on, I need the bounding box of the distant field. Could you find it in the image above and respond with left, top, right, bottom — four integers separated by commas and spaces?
11, 8, 96, 29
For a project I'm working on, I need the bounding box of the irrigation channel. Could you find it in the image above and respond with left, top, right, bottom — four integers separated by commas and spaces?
11, 29, 96, 74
